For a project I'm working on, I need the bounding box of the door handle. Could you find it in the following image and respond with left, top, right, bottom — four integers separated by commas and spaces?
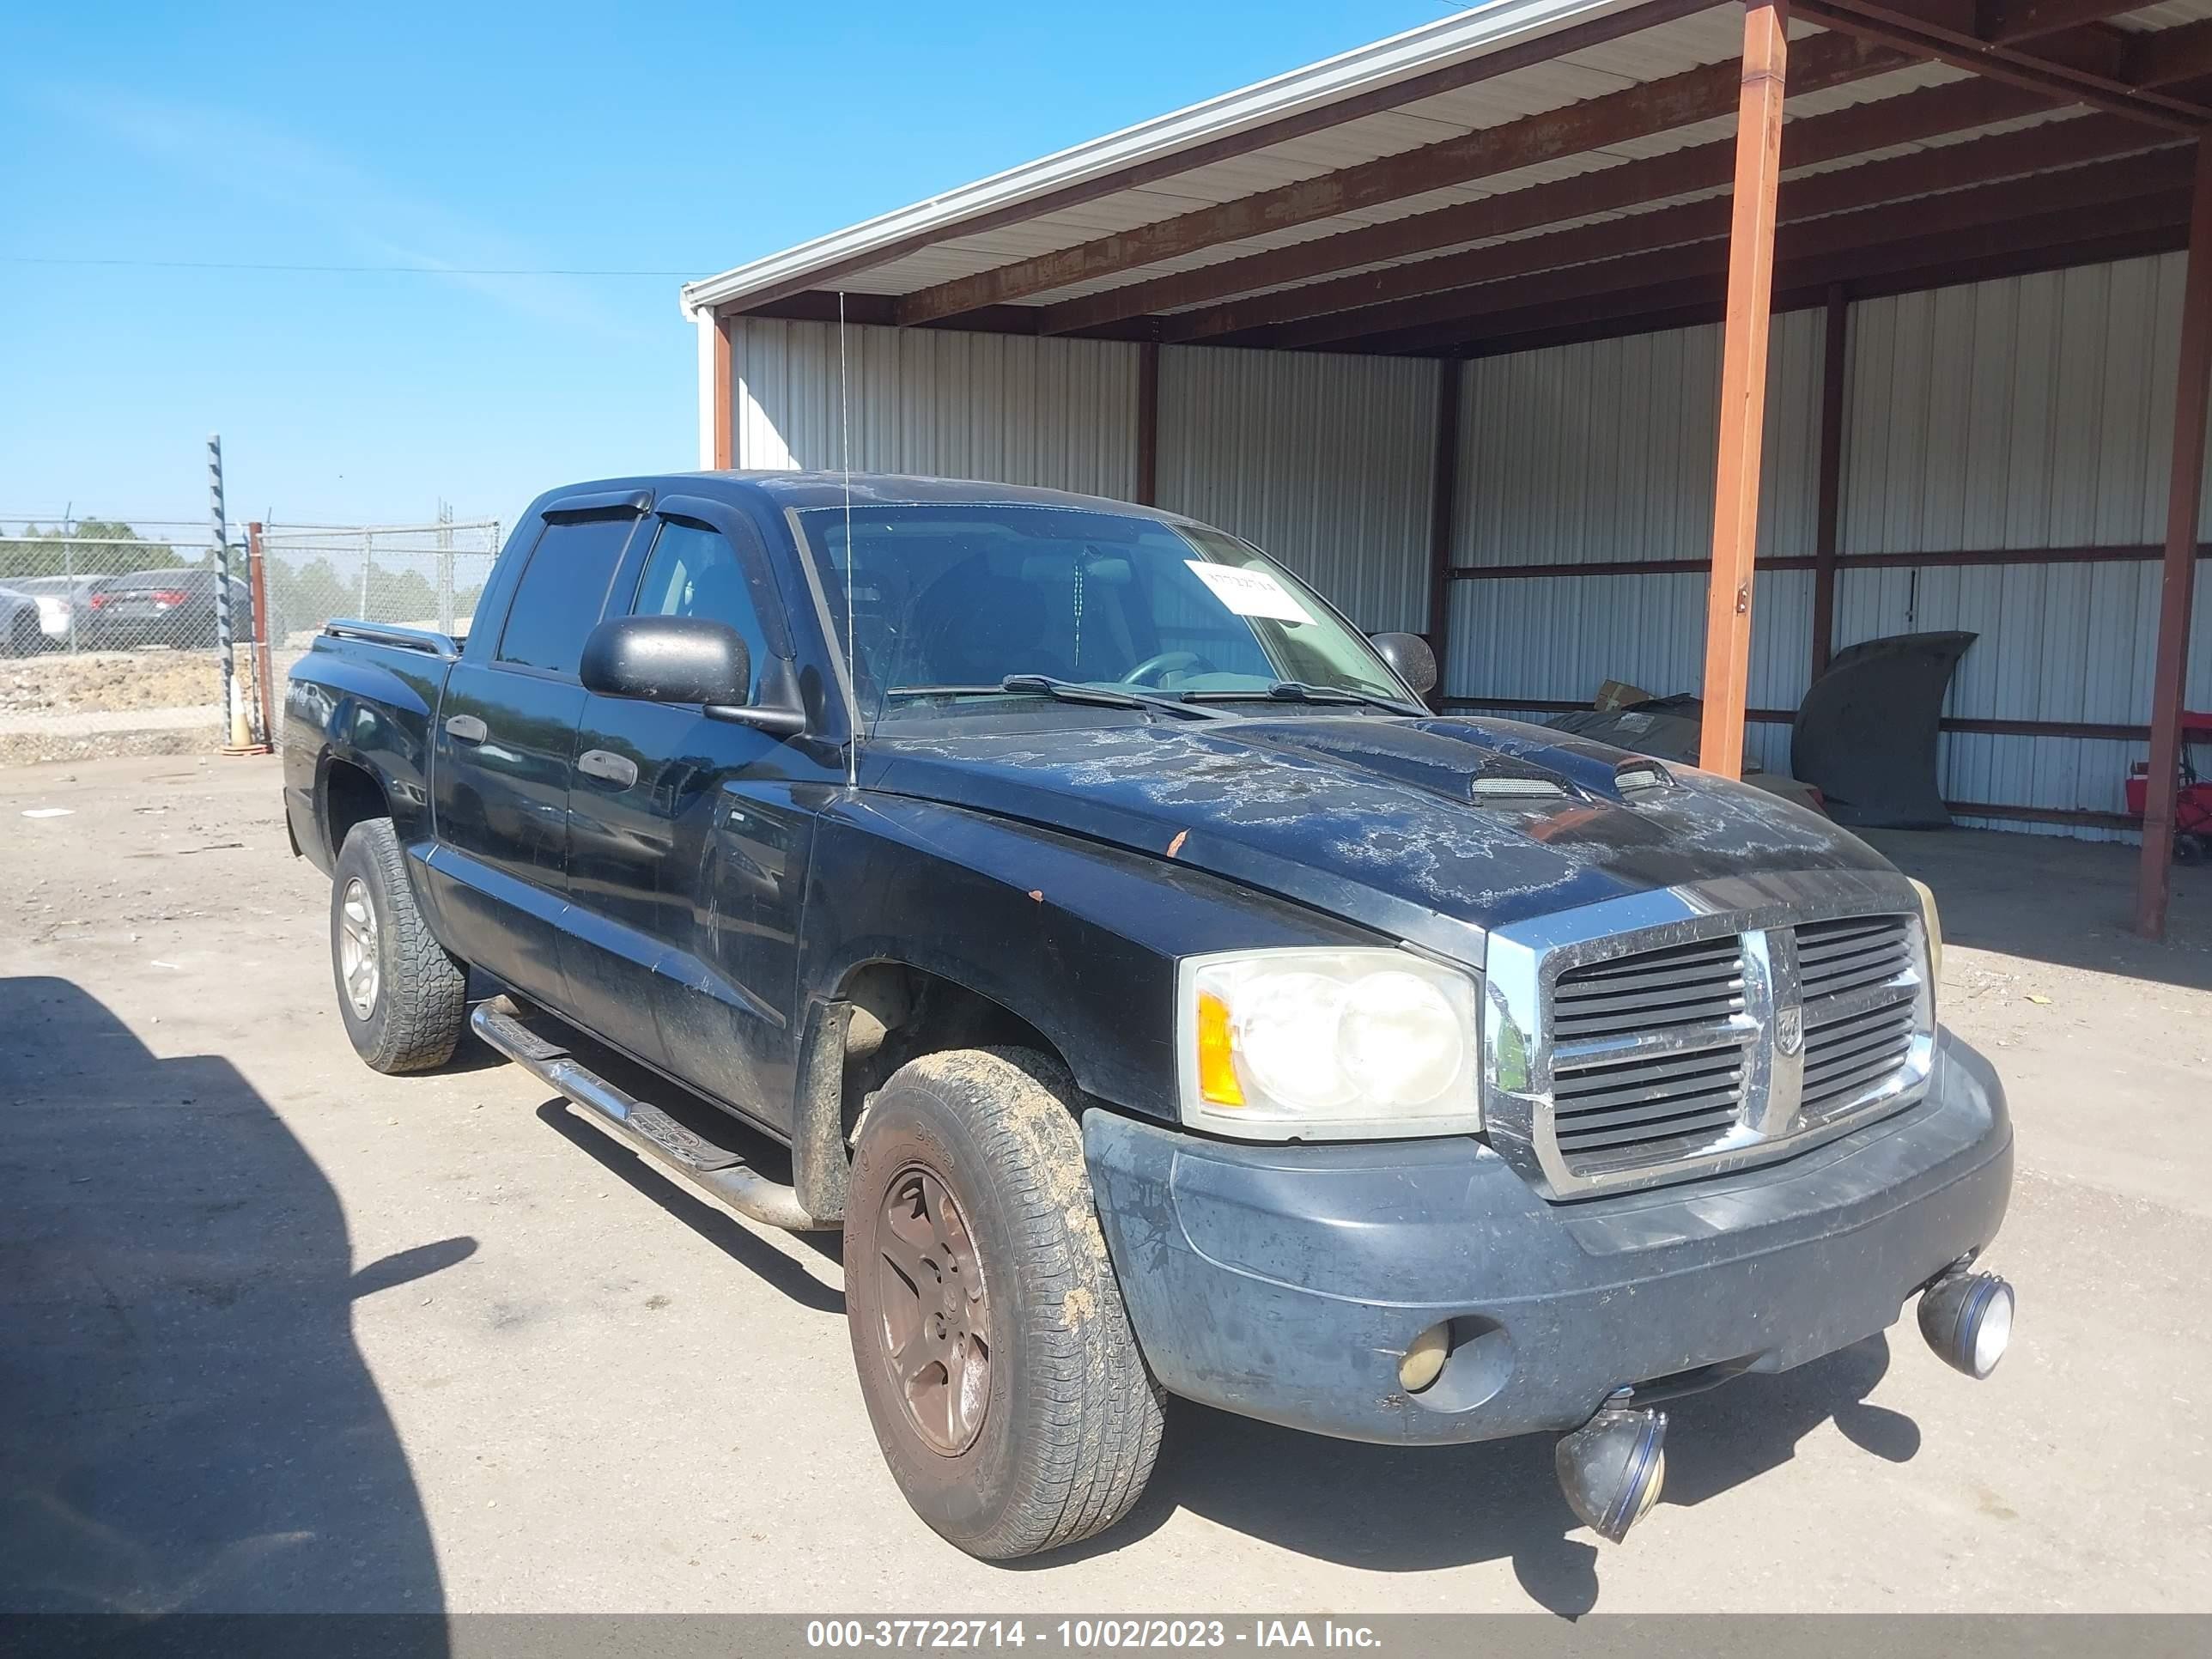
444, 714, 488, 744
578, 748, 639, 789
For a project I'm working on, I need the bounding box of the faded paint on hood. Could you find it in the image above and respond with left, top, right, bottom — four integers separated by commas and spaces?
866, 714, 1890, 963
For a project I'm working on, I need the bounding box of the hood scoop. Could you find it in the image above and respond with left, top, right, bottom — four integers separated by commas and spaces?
1468, 759, 1574, 802
1428, 720, 1678, 807
1224, 717, 1679, 811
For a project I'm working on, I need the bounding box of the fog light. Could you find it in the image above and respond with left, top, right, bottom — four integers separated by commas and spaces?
1555, 1395, 1667, 1543
1918, 1268, 2014, 1379
1399, 1322, 1449, 1394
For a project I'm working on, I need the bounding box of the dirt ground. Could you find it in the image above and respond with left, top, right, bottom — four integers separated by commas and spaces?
2, 753, 2208, 1616
0, 651, 220, 718
0, 652, 224, 766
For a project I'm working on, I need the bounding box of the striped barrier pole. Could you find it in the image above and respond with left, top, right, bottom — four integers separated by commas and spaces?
210, 434, 261, 754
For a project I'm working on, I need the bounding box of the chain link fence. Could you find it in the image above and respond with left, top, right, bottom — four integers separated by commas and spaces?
0, 514, 501, 764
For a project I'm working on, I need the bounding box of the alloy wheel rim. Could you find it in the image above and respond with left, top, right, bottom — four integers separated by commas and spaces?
876, 1164, 991, 1455
338, 877, 380, 1019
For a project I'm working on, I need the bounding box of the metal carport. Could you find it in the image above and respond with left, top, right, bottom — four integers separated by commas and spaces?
679, 0, 2212, 936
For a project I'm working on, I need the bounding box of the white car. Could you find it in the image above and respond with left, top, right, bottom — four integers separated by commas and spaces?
3, 574, 101, 649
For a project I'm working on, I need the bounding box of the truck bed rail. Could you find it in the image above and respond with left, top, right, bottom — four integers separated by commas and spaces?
320, 618, 461, 659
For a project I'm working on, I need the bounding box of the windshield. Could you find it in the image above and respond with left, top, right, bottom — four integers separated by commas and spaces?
797, 504, 1411, 726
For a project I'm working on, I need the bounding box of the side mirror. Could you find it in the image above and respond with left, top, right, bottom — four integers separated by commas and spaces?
580, 615, 750, 707
1370, 631, 1438, 698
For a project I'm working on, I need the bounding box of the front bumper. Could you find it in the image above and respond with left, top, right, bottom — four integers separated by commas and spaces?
1085, 1029, 2011, 1445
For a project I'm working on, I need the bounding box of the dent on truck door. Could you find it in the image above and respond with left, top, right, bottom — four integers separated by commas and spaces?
428, 509, 641, 1002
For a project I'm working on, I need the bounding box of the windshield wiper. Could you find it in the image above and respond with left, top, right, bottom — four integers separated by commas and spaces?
1185, 680, 1426, 717
883, 676, 1220, 720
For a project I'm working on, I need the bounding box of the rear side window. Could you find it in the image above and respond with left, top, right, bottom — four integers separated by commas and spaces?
496, 514, 636, 675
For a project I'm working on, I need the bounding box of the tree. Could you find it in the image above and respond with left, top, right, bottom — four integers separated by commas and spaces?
0, 520, 188, 581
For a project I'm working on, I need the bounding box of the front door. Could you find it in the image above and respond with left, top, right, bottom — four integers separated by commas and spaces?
428, 506, 643, 1006
563, 506, 818, 1126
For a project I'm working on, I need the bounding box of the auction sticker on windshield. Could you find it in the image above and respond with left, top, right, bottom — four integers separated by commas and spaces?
1184, 560, 1316, 625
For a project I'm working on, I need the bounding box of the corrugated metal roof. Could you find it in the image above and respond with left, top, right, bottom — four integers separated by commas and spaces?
686, 1, 2203, 340
680, 0, 1668, 314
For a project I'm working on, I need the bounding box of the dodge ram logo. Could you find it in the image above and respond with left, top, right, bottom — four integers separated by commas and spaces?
1774, 1002, 1804, 1056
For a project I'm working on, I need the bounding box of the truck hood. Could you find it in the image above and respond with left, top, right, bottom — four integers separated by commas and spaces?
866, 714, 1893, 962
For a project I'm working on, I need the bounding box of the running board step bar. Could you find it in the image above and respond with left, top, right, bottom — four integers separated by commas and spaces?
469, 996, 830, 1231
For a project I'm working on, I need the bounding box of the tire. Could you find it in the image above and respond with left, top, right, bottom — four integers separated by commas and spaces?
3, 611, 35, 659
331, 817, 467, 1073
844, 1047, 1164, 1560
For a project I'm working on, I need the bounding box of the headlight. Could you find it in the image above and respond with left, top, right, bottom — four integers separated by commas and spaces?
1177, 947, 1481, 1139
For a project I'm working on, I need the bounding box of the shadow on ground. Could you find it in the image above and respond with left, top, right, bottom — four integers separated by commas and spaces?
0, 975, 458, 1632
1012, 1334, 1913, 1613
1869, 827, 2211, 991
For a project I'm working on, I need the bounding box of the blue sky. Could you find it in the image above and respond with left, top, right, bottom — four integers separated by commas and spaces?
0, 1, 1455, 537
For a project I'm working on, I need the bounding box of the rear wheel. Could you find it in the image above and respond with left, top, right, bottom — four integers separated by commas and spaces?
844, 1048, 1164, 1559
331, 817, 467, 1073
3, 610, 36, 659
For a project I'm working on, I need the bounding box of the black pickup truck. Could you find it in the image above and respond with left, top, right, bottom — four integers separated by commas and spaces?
284, 472, 2016, 1559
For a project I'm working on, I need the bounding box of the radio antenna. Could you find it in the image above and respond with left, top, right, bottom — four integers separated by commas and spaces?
839, 289, 858, 790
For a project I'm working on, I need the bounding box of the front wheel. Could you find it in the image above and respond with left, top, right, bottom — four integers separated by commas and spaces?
844, 1048, 1164, 1559
331, 817, 467, 1073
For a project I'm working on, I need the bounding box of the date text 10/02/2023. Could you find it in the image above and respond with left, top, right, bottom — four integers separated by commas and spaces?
804, 1620, 1383, 1650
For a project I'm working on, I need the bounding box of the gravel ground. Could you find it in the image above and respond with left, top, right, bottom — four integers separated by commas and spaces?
1, 755, 2207, 1617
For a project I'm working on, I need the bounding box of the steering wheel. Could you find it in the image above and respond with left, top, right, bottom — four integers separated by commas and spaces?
1121, 650, 1212, 688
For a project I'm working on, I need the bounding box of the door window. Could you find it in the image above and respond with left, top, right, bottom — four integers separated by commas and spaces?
632, 519, 772, 702
495, 514, 637, 675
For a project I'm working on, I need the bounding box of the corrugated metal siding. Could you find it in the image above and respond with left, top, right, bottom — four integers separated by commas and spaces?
1445, 307, 1822, 760
728, 319, 1141, 497
1154, 345, 1440, 632
1443, 252, 2212, 841
1841, 252, 2212, 840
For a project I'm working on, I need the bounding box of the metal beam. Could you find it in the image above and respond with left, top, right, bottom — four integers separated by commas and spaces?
1442, 219, 2187, 357
1978, 0, 2148, 43
1796, 0, 2206, 126
2130, 19, 2212, 88
1315, 150, 2191, 353
1047, 77, 2053, 337
2136, 131, 2212, 939
1811, 284, 1850, 681
1253, 131, 2185, 349
892, 31, 1908, 326
1199, 112, 2160, 348
1699, 0, 1791, 781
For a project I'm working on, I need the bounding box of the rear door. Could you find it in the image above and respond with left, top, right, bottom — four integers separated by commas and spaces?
427, 497, 645, 1006
563, 498, 819, 1126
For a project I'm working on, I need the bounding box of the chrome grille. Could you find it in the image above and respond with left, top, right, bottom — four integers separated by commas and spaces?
1796, 914, 1913, 1000
1553, 1040, 1747, 1161
1553, 935, 1746, 1040
1798, 914, 1918, 1123
1549, 939, 1749, 1169
1483, 884, 1936, 1199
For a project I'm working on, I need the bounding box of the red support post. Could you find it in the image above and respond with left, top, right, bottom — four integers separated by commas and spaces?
711, 312, 734, 471
1698, 0, 1790, 778
247, 521, 276, 747
2136, 132, 2212, 938
1810, 283, 1849, 682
